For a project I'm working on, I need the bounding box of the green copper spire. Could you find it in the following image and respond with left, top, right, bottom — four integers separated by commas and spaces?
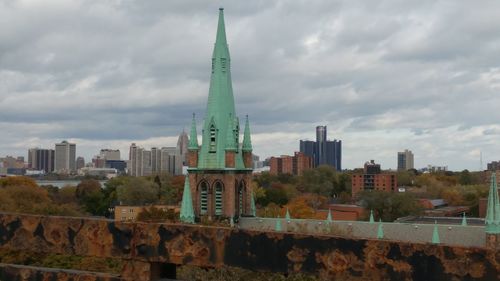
275, 216, 282, 232
198, 8, 244, 169
432, 221, 440, 244
242, 115, 253, 152
461, 212, 467, 226
250, 192, 256, 217
225, 114, 237, 151
188, 113, 199, 150
180, 176, 195, 223
486, 173, 500, 233
377, 219, 384, 239
369, 210, 375, 223
285, 208, 291, 220
327, 209, 333, 223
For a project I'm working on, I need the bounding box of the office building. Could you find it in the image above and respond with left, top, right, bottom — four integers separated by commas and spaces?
177, 130, 189, 165
76, 156, 85, 170
100, 149, 120, 161
351, 160, 397, 197
54, 141, 76, 174
487, 161, 500, 171
28, 148, 55, 174
398, 149, 414, 171
269, 152, 313, 176
299, 126, 342, 171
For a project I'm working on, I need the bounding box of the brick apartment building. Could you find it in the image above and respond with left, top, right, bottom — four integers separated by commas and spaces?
351, 160, 397, 197
269, 152, 313, 176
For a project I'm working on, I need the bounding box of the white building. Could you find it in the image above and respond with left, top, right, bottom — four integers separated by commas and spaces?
54, 141, 76, 174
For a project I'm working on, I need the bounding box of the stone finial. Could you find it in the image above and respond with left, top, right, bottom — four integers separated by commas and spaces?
432, 221, 440, 244
327, 209, 333, 223
275, 216, 282, 232
461, 212, 467, 226
377, 219, 384, 239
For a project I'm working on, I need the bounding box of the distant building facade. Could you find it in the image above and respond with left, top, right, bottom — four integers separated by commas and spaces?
76, 156, 85, 170
398, 149, 414, 171
54, 141, 76, 174
28, 148, 55, 173
299, 126, 341, 171
487, 161, 500, 171
269, 152, 312, 176
128, 143, 182, 176
351, 160, 397, 197
177, 130, 189, 165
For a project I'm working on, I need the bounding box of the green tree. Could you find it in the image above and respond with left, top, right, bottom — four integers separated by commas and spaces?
459, 169, 472, 185
359, 191, 422, 221
116, 177, 158, 205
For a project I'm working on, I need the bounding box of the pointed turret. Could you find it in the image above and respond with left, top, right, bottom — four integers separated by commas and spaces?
188, 113, 199, 150
180, 176, 195, 223
486, 173, 500, 234
285, 208, 291, 221
461, 212, 467, 226
242, 115, 253, 152
250, 192, 256, 217
377, 219, 384, 239
432, 221, 440, 244
369, 210, 375, 223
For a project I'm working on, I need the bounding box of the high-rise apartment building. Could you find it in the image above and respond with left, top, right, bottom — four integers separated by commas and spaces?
128, 144, 182, 176
54, 141, 76, 174
397, 149, 414, 171
299, 126, 342, 171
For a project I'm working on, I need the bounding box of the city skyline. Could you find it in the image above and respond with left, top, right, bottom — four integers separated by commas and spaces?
1, 1, 500, 170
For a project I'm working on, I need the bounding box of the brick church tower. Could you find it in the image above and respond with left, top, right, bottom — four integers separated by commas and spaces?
182, 8, 253, 221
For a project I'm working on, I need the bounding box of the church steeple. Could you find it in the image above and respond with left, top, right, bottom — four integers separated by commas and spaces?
198, 7, 238, 169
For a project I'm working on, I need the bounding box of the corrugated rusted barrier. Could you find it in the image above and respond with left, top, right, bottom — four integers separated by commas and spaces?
0, 212, 499, 281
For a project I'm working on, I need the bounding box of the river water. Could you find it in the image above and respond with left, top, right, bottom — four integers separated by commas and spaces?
35, 180, 108, 188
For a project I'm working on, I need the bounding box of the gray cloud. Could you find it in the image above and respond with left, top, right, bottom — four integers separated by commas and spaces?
1, 0, 500, 170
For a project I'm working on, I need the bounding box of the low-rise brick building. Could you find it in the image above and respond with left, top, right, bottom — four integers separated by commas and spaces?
269, 152, 313, 176
351, 160, 397, 197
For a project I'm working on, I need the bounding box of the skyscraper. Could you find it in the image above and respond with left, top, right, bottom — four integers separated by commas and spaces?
76, 156, 85, 170
30, 148, 55, 173
54, 141, 76, 174
397, 149, 414, 171
177, 130, 189, 165
299, 126, 342, 171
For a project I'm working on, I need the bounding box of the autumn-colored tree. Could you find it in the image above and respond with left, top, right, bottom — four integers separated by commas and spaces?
0, 176, 38, 188
0, 185, 51, 214
136, 206, 177, 222
285, 197, 315, 219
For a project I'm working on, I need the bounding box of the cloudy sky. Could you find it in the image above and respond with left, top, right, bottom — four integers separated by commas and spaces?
1, 0, 500, 171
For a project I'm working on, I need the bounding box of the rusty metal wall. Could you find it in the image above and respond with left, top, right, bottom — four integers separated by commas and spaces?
0, 212, 499, 281
0, 263, 123, 281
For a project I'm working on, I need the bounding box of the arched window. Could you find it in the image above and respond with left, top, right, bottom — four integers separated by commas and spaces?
209, 124, 217, 153
214, 182, 223, 216
238, 180, 245, 216
221, 58, 227, 72
234, 123, 239, 153
200, 182, 208, 215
